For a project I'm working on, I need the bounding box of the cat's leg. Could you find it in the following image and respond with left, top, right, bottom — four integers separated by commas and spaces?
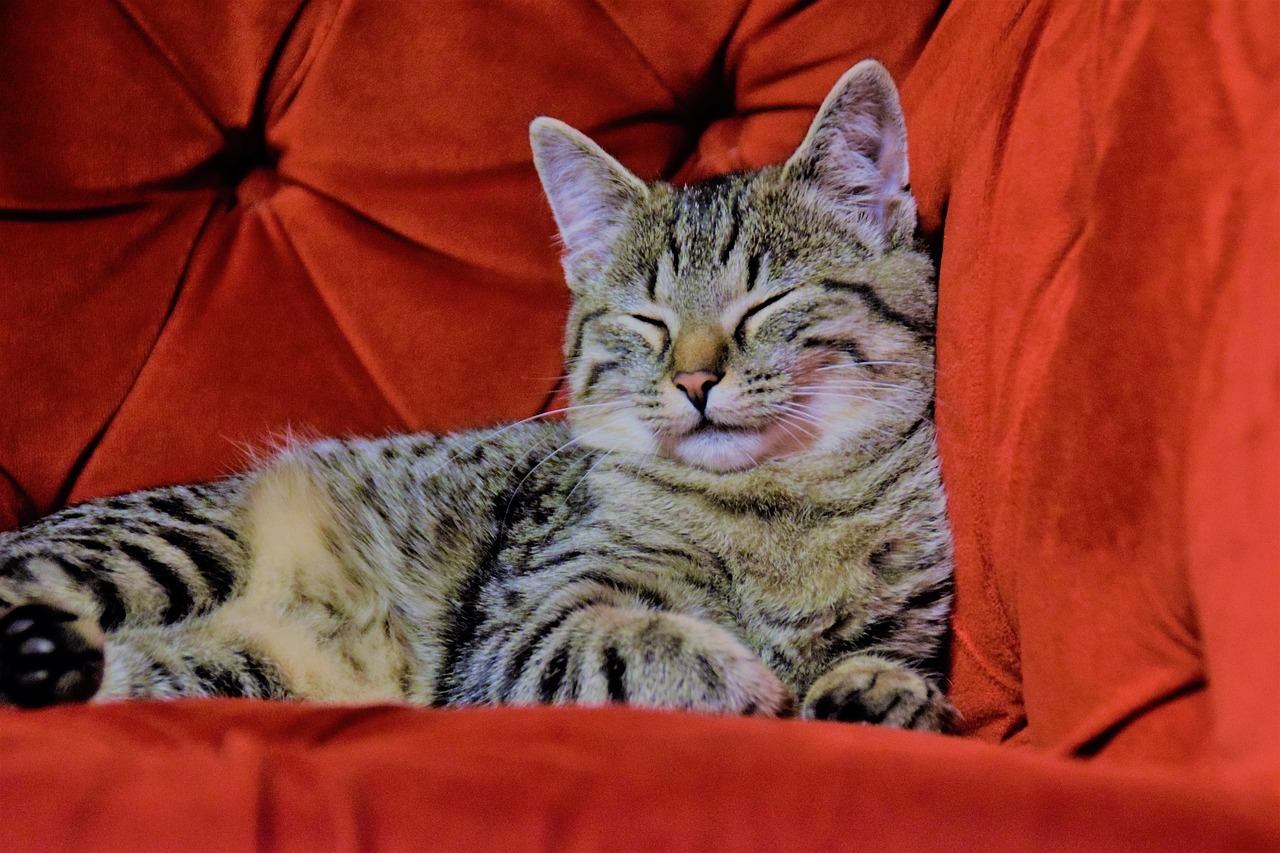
0, 482, 247, 706
1, 604, 410, 708
800, 654, 952, 731
510, 605, 793, 715
457, 584, 794, 715
96, 621, 291, 700
0, 460, 406, 707
0, 606, 292, 706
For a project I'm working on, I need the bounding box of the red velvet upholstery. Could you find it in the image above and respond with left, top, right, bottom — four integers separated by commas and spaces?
2, 0, 1277, 849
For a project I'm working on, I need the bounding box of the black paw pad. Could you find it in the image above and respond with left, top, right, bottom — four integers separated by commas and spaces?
0, 604, 104, 708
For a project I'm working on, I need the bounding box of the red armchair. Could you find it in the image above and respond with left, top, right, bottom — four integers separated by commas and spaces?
2, 1, 1277, 849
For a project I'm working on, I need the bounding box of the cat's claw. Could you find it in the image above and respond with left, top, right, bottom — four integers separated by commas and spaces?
801, 656, 951, 731
0, 604, 104, 708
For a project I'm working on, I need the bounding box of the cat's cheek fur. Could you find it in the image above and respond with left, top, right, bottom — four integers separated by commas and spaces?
571, 408, 662, 457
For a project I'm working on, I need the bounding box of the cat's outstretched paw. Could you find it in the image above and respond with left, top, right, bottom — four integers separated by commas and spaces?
516, 606, 795, 717
801, 655, 950, 731
0, 604, 104, 708
616, 610, 797, 717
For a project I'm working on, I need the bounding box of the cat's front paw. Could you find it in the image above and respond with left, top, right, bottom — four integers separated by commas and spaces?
801, 655, 950, 731
0, 604, 104, 708
522, 606, 794, 717
617, 610, 795, 717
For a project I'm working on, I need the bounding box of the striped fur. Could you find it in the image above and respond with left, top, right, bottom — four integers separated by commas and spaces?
0, 61, 953, 729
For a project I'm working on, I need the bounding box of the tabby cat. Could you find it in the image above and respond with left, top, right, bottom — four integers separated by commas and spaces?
0, 61, 952, 729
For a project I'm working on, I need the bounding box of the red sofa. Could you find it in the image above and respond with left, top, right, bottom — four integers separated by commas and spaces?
2, 1, 1277, 849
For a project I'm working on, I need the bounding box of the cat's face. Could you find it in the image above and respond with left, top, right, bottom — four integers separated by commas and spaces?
532, 61, 935, 473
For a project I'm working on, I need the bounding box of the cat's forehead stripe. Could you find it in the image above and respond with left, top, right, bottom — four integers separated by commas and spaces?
718, 193, 741, 264
653, 181, 754, 310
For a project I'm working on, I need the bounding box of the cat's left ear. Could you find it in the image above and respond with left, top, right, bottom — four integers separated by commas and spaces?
782, 60, 916, 247
530, 118, 649, 289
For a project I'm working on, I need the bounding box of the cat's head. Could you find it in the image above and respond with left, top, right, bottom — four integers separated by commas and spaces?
531, 60, 935, 473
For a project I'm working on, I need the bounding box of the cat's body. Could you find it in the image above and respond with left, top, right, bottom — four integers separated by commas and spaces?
0, 61, 954, 728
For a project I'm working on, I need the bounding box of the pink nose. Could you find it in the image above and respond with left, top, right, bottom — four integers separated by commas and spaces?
673, 370, 721, 414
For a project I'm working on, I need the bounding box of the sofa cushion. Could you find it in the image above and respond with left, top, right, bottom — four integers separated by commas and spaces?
0, 0, 937, 523
2, 702, 1277, 853
898, 0, 1280, 782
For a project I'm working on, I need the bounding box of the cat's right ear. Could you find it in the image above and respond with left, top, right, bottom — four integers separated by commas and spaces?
781, 60, 916, 249
530, 118, 648, 289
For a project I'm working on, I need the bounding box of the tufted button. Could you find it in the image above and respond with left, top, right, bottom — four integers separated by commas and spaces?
236, 167, 281, 206
210, 125, 279, 205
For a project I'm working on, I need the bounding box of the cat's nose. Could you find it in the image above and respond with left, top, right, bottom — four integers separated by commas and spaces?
673, 370, 721, 414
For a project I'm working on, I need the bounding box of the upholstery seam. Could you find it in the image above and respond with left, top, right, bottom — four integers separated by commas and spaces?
110, 0, 221, 130
261, 202, 416, 431
268, 0, 346, 123
283, 175, 528, 280
585, 0, 684, 109
54, 196, 225, 507
1059, 671, 1208, 759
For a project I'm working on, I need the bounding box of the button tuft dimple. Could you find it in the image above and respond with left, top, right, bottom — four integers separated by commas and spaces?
236, 167, 281, 206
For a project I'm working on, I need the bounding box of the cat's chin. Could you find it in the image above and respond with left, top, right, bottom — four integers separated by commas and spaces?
670, 429, 772, 472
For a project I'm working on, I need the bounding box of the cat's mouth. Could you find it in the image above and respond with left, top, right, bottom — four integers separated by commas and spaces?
665, 414, 801, 472
688, 417, 757, 436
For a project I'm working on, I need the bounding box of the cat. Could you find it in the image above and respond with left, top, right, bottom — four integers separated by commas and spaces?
0, 60, 952, 729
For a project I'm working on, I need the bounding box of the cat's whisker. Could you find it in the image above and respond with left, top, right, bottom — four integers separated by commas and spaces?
499, 419, 627, 526
771, 419, 811, 451
831, 382, 946, 410
798, 384, 942, 414
773, 412, 821, 446
787, 394, 918, 439
794, 401, 903, 442
795, 386, 929, 408
827, 376, 932, 390
808, 382, 947, 414
410, 401, 630, 482
813, 360, 935, 374
774, 403, 824, 438
537, 400, 632, 419
560, 449, 614, 510
798, 379, 932, 397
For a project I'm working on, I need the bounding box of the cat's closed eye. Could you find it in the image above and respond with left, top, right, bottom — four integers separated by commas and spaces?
732, 288, 799, 347
627, 314, 667, 331
620, 313, 670, 351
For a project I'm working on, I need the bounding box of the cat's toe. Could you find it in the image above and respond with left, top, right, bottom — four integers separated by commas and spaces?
802, 657, 950, 731
0, 604, 104, 708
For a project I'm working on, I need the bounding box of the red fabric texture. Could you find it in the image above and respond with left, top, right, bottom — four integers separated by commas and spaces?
901, 0, 1280, 785
1, 0, 1278, 849
3, 702, 1279, 853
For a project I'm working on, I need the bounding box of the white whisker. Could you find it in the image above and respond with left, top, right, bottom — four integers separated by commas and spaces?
794, 389, 922, 412
814, 360, 936, 374
499, 416, 635, 527
800, 379, 932, 397
774, 409, 822, 443
561, 449, 614, 509
412, 401, 629, 482
804, 380, 945, 412
776, 402, 825, 434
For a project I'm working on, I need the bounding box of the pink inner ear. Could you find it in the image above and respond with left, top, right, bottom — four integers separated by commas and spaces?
784, 64, 913, 241
531, 124, 647, 280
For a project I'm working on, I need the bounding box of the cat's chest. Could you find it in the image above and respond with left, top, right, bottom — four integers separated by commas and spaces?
651, 502, 884, 644
714, 513, 874, 598
589, 468, 903, 672
702, 512, 888, 683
